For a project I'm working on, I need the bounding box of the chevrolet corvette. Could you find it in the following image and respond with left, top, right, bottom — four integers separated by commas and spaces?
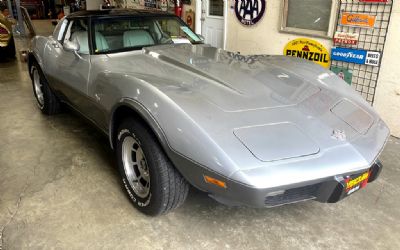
28, 9, 389, 215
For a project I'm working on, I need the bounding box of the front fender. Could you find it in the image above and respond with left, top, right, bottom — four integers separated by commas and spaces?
109, 98, 170, 151
28, 36, 49, 74
101, 72, 239, 180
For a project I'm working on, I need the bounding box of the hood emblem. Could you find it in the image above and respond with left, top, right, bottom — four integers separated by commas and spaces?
331, 129, 346, 141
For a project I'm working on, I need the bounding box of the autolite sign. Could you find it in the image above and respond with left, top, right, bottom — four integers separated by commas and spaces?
359, 0, 388, 2
284, 38, 330, 68
333, 32, 359, 45
341, 13, 376, 28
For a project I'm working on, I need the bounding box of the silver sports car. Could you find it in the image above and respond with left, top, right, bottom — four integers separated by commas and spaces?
28, 9, 389, 215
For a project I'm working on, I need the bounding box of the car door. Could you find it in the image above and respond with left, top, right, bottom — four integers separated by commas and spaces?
44, 18, 91, 111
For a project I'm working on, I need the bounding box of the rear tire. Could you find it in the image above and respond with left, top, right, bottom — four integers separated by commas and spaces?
30, 61, 61, 115
5, 38, 16, 58
0, 38, 15, 59
116, 118, 189, 216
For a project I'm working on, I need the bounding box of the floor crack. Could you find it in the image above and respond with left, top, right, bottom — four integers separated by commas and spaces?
0, 180, 29, 250
0, 150, 43, 250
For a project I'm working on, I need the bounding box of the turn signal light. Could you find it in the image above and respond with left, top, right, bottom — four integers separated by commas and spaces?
204, 175, 227, 188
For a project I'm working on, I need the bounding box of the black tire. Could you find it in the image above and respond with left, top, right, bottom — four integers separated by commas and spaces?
30, 61, 61, 115
116, 118, 189, 216
5, 38, 16, 58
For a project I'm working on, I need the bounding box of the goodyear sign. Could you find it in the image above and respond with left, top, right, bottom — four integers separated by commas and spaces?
284, 38, 330, 68
331, 47, 381, 66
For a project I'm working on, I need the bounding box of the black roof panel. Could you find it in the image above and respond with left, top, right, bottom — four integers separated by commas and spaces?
67, 8, 175, 18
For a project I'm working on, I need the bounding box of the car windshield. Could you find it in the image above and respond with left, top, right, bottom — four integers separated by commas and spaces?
92, 16, 202, 54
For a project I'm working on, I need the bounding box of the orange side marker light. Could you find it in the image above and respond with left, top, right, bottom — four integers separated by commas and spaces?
204, 175, 227, 188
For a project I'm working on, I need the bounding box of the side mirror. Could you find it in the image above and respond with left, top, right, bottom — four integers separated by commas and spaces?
197, 34, 205, 41
51, 20, 58, 26
63, 40, 80, 52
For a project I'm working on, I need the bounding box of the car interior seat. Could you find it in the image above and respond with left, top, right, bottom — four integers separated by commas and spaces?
94, 32, 109, 52
70, 31, 109, 53
123, 30, 155, 48
70, 31, 89, 54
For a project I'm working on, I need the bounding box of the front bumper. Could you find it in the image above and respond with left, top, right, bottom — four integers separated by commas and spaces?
169, 145, 384, 208
208, 160, 383, 207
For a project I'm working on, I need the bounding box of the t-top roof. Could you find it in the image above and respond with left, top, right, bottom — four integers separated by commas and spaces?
67, 8, 175, 18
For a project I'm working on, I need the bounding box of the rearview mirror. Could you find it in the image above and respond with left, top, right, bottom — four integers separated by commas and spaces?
63, 40, 80, 52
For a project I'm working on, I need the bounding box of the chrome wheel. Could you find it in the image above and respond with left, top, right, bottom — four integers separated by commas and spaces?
32, 67, 44, 108
122, 136, 151, 198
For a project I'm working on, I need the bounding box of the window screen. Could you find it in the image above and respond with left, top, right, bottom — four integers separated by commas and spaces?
209, 0, 223, 16
286, 0, 332, 32
281, 0, 337, 37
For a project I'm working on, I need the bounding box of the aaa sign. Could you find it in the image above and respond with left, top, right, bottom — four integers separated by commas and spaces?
284, 38, 330, 68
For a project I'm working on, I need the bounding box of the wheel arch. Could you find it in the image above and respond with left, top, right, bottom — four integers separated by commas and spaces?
109, 98, 170, 152
27, 51, 37, 78
27, 51, 44, 78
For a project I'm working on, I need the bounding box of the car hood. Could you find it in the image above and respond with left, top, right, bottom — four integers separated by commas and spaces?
103, 44, 388, 176
142, 44, 322, 112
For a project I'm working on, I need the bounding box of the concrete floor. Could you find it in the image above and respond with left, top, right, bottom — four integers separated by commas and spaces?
1, 42, 400, 250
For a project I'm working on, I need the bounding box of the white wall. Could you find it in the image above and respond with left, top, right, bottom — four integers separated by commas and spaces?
86, 0, 103, 10
373, 3, 400, 137
225, 0, 399, 137
225, 0, 333, 55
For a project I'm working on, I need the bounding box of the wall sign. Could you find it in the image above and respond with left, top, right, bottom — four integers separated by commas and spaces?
330, 66, 353, 85
331, 47, 381, 66
144, 0, 156, 8
331, 47, 367, 64
365, 51, 381, 66
341, 13, 376, 28
333, 32, 359, 45
235, 0, 266, 26
359, 0, 388, 2
284, 38, 330, 68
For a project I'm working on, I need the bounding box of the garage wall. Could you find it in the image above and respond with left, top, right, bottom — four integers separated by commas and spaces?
373, 3, 400, 137
225, 0, 399, 137
225, 0, 333, 55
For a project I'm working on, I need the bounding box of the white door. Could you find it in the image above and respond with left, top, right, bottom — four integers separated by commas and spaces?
201, 0, 224, 48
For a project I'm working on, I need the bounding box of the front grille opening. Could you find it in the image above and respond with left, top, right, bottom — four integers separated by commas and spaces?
265, 183, 321, 207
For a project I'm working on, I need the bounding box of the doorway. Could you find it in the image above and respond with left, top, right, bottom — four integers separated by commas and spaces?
200, 0, 225, 48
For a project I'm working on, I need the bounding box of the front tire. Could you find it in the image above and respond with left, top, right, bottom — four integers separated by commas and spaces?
116, 118, 189, 216
30, 61, 61, 115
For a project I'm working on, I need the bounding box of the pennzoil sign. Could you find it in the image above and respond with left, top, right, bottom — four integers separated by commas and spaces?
284, 38, 330, 68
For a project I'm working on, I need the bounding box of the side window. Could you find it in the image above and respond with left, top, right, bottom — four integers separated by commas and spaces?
63, 19, 89, 54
